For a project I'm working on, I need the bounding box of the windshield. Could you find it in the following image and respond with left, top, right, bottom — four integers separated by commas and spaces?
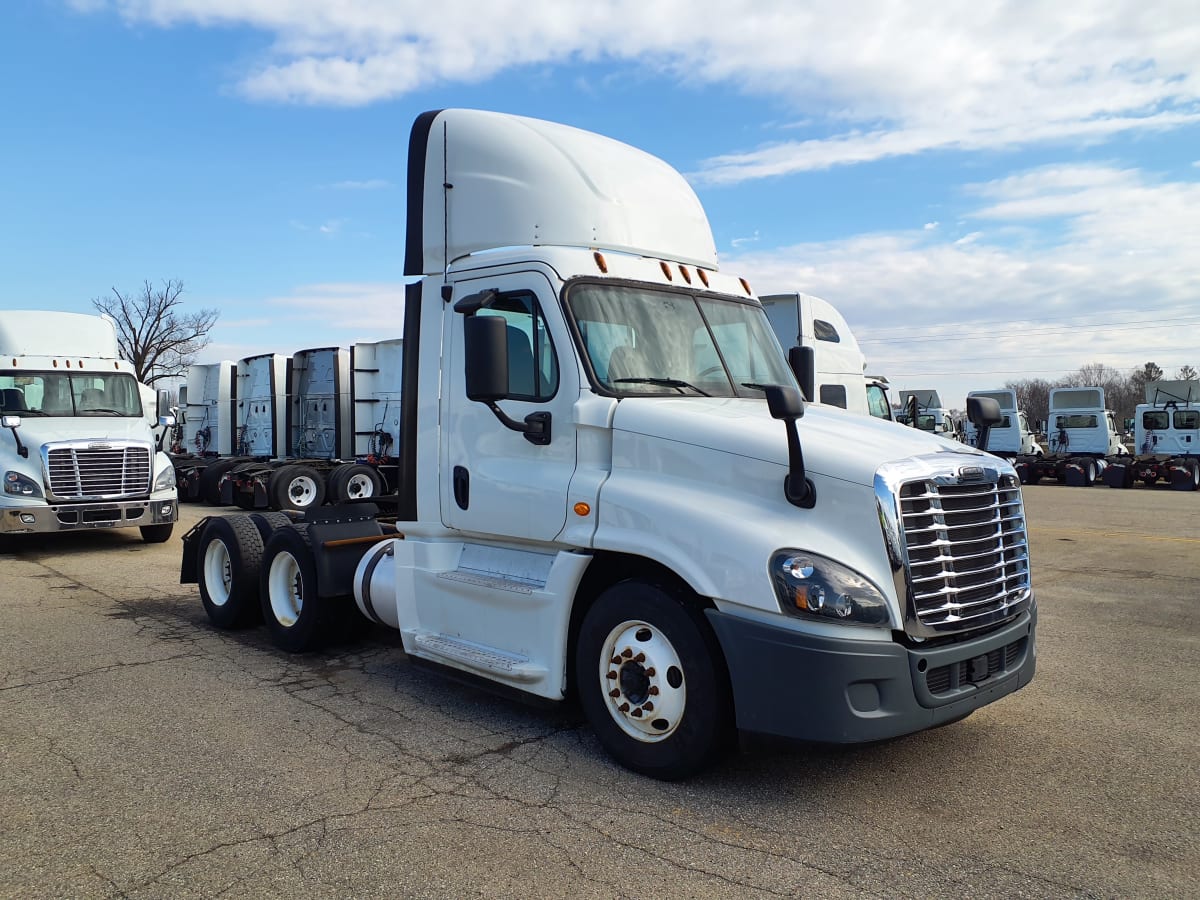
565, 283, 795, 398
0, 371, 143, 417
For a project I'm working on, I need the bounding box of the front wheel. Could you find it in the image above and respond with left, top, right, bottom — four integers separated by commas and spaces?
575, 580, 734, 780
140, 523, 174, 544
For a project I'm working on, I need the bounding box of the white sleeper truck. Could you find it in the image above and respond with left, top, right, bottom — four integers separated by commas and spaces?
896, 389, 955, 438
181, 109, 1036, 779
964, 389, 1044, 458
759, 292, 894, 420
0, 310, 178, 542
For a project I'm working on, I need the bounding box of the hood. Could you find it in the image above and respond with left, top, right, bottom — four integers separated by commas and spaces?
611, 397, 985, 486
4, 416, 155, 452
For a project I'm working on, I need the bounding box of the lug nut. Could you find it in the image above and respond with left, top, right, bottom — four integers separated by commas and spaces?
610, 656, 621, 665
606, 671, 617, 680
609, 689, 620, 698
619, 702, 630, 713
642, 702, 654, 712
631, 708, 643, 718
645, 668, 655, 677
621, 648, 633, 658
634, 652, 646, 663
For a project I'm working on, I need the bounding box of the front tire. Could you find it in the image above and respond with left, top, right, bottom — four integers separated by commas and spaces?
575, 580, 734, 780
139, 523, 174, 544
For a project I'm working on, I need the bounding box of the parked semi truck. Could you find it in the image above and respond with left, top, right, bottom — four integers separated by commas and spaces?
0, 310, 178, 541
1103, 380, 1200, 490
181, 109, 1036, 779
894, 389, 955, 437
964, 389, 1045, 458
1013, 387, 1126, 486
759, 292, 894, 421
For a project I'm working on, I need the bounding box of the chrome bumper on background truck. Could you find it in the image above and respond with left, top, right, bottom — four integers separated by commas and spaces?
707, 605, 1036, 743
0, 498, 177, 534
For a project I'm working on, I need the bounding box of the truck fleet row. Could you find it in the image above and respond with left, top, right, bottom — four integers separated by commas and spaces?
175, 108, 1037, 779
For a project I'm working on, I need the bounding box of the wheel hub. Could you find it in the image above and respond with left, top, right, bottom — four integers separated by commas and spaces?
600, 620, 686, 742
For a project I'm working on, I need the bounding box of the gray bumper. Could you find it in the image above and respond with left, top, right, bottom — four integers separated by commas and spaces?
0, 497, 178, 534
705, 604, 1036, 744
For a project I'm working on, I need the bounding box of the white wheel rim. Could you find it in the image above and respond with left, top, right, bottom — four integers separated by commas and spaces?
599, 619, 686, 743
202, 538, 232, 607
346, 473, 375, 499
287, 475, 319, 507
267, 550, 303, 627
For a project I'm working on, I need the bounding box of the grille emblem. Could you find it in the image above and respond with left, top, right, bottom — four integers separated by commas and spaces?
958, 465, 985, 480
89, 442, 112, 450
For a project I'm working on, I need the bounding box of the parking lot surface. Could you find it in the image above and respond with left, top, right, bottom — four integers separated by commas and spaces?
2, 485, 1197, 898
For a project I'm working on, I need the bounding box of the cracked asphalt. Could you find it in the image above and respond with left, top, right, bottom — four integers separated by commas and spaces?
1, 487, 1197, 898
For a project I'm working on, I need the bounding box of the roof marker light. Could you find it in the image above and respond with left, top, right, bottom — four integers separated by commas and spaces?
593, 251, 608, 273
659, 261, 673, 281
739, 277, 752, 296
697, 269, 709, 287
679, 265, 692, 284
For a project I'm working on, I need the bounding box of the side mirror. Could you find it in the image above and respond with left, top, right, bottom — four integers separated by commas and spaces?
787, 346, 815, 403
764, 384, 813, 508
967, 396, 1002, 427
1, 414, 20, 429
464, 315, 510, 402
156, 389, 171, 419
2, 414, 28, 458
158, 414, 177, 428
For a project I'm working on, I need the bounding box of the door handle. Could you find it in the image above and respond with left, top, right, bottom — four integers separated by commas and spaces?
453, 465, 470, 510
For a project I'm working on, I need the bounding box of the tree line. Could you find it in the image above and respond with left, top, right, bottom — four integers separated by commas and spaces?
1007, 362, 1199, 431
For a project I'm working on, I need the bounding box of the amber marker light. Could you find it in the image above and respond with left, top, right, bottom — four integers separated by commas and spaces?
697, 269, 709, 287
679, 265, 692, 284
739, 277, 752, 296
659, 261, 673, 280
573, 502, 591, 516
593, 251, 608, 273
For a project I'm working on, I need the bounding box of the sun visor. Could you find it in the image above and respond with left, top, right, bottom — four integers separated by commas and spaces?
404, 109, 718, 276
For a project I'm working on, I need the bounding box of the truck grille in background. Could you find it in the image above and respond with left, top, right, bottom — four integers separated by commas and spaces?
899, 475, 1030, 633
46, 446, 152, 500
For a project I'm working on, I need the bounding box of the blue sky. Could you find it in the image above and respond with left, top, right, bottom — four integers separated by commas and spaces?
3, 0, 1199, 406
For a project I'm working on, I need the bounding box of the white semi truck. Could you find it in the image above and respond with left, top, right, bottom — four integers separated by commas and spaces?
181, 109, 1036, 779
0, 310, 178, 542
1015, 387, 1127, 486
1103, 380, 1200, 490
759, 292, 894, 421
964, 389, 1045, 458
895, 389, 955, 438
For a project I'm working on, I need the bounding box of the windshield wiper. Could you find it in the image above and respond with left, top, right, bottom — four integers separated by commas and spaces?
613, 377, 711, 397
741, 383, 771, 392
77, 408, 127, 415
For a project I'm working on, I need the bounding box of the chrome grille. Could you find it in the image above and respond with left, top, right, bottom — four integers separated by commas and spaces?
897, 474, 1030, 634
45, 444, 152, 500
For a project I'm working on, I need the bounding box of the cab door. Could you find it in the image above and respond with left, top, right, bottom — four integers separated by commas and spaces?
440, 271, 578, 543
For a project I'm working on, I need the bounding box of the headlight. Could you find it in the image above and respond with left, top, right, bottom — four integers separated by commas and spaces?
770, 550, 890, 626
4, 471, 43, 498
153, 464, 177, 492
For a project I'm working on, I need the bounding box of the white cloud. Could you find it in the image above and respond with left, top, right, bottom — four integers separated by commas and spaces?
923, 221, 938, 231
318, 218, 345, 234
325, 178, 392, 190
727, 163, 1200, 401
78, 1, 1200, 176
730, 230, 760, 248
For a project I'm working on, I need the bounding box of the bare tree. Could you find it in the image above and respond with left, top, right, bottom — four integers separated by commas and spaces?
1178, 364, 1198, 381
92, 280, 218, 385
1005, 377, 1053, 431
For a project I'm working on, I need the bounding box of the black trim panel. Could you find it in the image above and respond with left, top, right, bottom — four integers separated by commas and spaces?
396, 281, 422, 520
404, 109, 443, 276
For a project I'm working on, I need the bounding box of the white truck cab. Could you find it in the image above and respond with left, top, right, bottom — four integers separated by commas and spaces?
896, 389, 955, 437
183, 109, 1036, 778
0, 311, 178, 541
1046, 388, 1125, 457
965, 389, 1045, 457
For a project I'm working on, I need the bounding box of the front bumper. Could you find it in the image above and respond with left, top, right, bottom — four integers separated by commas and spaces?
706, 604, 1036, 744
0, 497, 178, 534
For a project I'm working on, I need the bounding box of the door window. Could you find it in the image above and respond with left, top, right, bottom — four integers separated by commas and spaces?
477, 292, 559, 401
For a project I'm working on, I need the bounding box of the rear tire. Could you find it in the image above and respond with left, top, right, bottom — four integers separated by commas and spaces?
328, 463, 383, 503
198, 515, 263, 628
269, 464, 326, 512
260, 525, 335, 652
200, 459, 242, 506
575, 580, 734, 780
139, 523, 174, 544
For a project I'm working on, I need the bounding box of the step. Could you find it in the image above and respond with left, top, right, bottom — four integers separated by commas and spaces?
411, 632, 546, 682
